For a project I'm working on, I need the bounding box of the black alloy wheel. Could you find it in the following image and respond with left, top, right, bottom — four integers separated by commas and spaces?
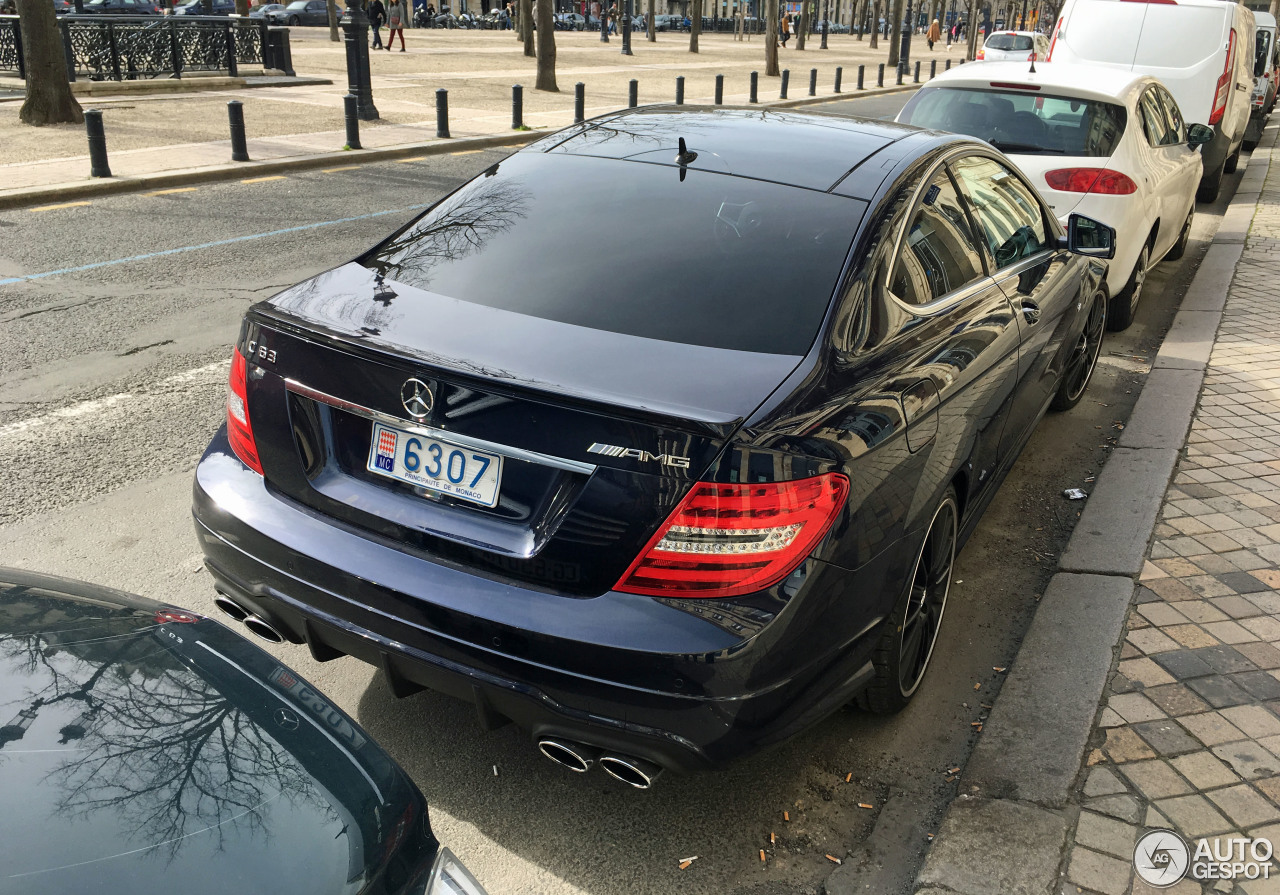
1052, 289, 1107, 411
1108, 240, 1148, 332
1166, 208, 1193, 262
860, 487, 958, 713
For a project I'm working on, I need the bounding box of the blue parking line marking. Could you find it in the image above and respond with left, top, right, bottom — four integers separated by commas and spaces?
0, 203, 430, 287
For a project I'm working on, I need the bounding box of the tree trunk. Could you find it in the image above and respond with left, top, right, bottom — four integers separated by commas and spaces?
535, 0, 556, 89
521, 0, 534, 56
868, 0, 878, 46
764, 0, 778, 74
965, 0, 979, 58
688, 0, 700, 50
647, 0, 655, 39
17, 0, 83, 126
886, 0, 903, 64
796, 0, 808, 48
327, 0, 340, 40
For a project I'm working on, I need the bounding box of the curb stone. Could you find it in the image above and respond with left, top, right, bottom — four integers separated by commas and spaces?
0, 85, 919, 210
902, 126, 1276, 895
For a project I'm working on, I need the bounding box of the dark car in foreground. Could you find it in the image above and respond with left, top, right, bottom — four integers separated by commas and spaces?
0, 567, 487, 895
192, 107, 1113, 785
266, 0, 327, 24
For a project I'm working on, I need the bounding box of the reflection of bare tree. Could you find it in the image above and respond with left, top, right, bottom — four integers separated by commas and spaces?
0, 594, 329, 862
364, 177, 531, 292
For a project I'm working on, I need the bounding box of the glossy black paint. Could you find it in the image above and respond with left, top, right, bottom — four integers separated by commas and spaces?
192, 107, 1105, 772
0, 567, 437, 895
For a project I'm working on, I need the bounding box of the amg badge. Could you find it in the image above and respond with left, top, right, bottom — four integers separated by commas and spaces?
588, 442, 691, 469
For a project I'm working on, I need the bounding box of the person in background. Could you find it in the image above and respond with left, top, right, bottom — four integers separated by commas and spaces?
369, 0, 386, 47
926, 16, 939, 49
779, 10, 790, 46
386, 0, 407, 49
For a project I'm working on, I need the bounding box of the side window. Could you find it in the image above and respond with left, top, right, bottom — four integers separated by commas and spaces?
1156, 86, 1186, 143
950, 155, 1051, 270
889, 170, 986, 306
1138, 89, 1172, 146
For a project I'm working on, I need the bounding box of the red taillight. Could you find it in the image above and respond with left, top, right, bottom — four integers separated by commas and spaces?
155, 609, 198, 624
977, 47, 985, 59
614, 473, 850, 598
1044, 167, 1138, 195
227, 347, 263, 475
1046, 16, 1063, 60
1209, 29, 1235, 125
989, 81, 1040, 90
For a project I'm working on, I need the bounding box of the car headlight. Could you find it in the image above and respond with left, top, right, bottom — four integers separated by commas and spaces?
426, 848, 489, 895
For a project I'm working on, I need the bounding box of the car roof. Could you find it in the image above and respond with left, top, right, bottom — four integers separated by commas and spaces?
925, 61, 1151, 104
985, 30, 1041, 38
527, 106, 926, 194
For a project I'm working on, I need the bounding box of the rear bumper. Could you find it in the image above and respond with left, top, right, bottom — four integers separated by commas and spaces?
192, 432, 885, 771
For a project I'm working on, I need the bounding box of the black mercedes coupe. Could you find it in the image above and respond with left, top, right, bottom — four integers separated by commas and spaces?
192, 107, 1113, 785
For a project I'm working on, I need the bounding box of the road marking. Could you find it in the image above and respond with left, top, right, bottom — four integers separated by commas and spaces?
29, 201, 92, 213
322, 165, 359, 173
397, 155, 430, 163
450, 150, 484, 156
241, 175, 287, 184
0, 203, 431, 287
145, 187, 198, 197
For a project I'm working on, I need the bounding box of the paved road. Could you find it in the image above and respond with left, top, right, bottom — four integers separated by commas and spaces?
0, 92, 1246, 895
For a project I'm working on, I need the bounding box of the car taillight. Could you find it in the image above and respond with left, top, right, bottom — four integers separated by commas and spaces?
1044, 167, 1137, 194
614, 473, 850, 598
227, 347, 263, 475
976, 47, 985, 59
1209, 29, 1236, 125
1046, 15, 1062, 60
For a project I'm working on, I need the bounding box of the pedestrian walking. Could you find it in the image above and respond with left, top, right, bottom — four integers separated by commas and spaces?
369, 0, 386, 47
503, 0, 512, 27
608, 3, 618, 33
926, 17, 939, 49
387, 0, 407, 50
780, 11, 790, 45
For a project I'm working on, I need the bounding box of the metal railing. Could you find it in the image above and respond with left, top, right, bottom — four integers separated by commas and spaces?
0, 14, 282, 81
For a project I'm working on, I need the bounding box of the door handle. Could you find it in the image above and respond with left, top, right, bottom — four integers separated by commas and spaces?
1021, 300, 1041, 324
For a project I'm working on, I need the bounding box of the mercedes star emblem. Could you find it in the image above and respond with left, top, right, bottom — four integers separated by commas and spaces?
400, 378, 434, 421
273, 708, 300, 731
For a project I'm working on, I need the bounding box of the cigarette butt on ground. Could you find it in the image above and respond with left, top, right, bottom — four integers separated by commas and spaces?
679, 857, 697, 870
947, 767, 960, 774
845, 772, 852, 783
770, 832, 776, 844
993, 666, 1007, 672
858, 802, 873, 809
783, 811, 790, 822
759, 849, 766, 863
825, 854, 842, 864
973, 682, 981, 690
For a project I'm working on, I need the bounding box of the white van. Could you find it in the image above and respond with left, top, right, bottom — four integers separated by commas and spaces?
1046, 0, 1254, 202
1247, 11, 1278, 150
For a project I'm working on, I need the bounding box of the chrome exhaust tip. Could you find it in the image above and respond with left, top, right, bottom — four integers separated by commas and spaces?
537, 738, 600, 773
243, 614, 285, 644
599, 754, 664, 789
213, 594, 250, 622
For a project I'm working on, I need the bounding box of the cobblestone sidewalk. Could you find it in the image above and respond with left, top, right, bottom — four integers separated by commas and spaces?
1061, 148, 1280, 895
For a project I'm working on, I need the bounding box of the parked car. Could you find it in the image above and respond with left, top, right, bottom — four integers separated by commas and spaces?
266, 0, 328, 24
173, 0, 235, 14
249, 1, 285, 16
556, 11, 586, 28
80, 0, 162, 14
192, 107, 1114, 784
0, 566, 489, 895
897, 62, 1207, 331
1247, 11, 1278, 150
1047, 0, 1255, 203
976, 29, 1049, 62
653, 12, 680, 29
52, 0, 75, 13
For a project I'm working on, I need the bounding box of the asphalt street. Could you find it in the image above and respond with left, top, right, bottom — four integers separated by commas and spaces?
0, 91, 1247, 895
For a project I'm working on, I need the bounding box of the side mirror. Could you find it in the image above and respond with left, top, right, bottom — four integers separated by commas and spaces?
1187, 122, 1215, 148
1059, 213, 1116, 259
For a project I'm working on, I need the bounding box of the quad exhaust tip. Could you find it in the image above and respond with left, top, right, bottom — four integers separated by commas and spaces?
537, 738, 599, 773
599, 754, 664, 789
213, 594, 249, 622
213, 593, 285, 644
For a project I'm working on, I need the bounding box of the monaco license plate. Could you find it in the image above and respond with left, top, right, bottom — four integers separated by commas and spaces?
367, 422, 503, 508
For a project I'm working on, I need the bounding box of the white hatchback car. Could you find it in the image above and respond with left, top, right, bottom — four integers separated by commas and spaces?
896, 62, 1210, 330
977, 30, 1050, 62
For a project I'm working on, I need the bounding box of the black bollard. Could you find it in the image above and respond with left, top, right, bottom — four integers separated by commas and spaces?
85, 109, 111, 178
343, 94, 361, 149
436, 88, 450, 138
574, 81, 585, 123
715, 73, 724, 105
629, 79, 638, 108
512, 83, 523, 129
896, 66, 903, 85
930, 59, 936, 79
877, 62, 884, 87
857, 64, 864, 89
227, 99, 249, 162
913, 60, 920, 82
945, 58, 951, 70
675, 75, 684, 105
808, 68, 816, 96
749, 70, 758, 103
780, 69, 789, 99
834, 66, 842, 92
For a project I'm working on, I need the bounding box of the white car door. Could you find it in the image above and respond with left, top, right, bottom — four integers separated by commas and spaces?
1154, 84, 1202, 231
1135, 87, 1192, 259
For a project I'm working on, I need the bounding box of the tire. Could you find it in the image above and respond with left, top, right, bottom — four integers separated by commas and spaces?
1107, 239, 1149, 332
858, 487, 958, 715
288, 14, 298, 23
1165, 208, 1193, 262
1223, 147, 1241, 174
1244, 139, 1259, 152
1197, 162, 1223, 203
1051, 289, 1107, 412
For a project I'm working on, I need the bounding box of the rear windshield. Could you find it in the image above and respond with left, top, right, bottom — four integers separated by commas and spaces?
986, 34, 1033, 50
362, 153, 864, 355
900, 86, 1127, 156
